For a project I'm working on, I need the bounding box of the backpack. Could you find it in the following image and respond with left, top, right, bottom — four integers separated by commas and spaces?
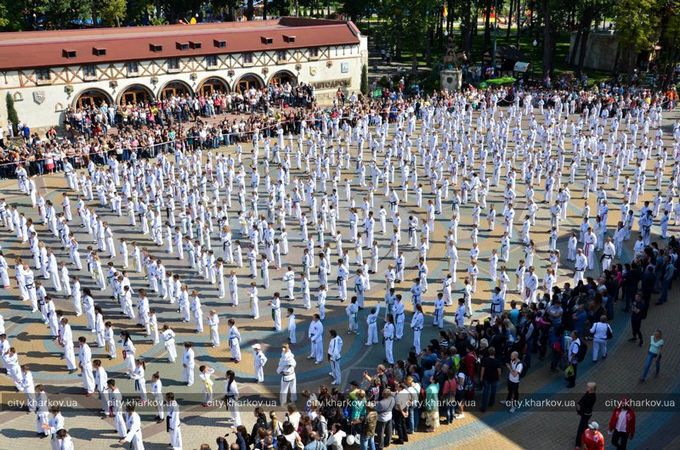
576, 340, 588, 363
518, 358, 528, 379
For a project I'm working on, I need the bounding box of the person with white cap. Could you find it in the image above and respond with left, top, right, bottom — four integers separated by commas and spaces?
580, 420, 605, 450
253, 344, 268, 383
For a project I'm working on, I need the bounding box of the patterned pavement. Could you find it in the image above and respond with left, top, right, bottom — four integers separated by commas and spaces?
0, 107, 679, 449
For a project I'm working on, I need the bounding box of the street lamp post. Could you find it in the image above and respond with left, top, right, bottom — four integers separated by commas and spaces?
492, 0, 499, 74
531, 39, 538, 82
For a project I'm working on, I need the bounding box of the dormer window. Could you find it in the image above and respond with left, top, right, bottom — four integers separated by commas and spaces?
283, 35, 296, 43
176, 42, 189, 50
92, 47, 106, 56
189, 41, 202, 49
150, 44, 163, 52
214, 40, 226, 48
62, 49, 77, 58
260, 36, 273, 44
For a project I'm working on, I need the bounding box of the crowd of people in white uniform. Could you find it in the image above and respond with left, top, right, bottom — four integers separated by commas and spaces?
0, 81, 679, 450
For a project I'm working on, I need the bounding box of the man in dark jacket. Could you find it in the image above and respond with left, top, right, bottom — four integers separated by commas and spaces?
575, 382, 597, 448
640, 265, 655, 312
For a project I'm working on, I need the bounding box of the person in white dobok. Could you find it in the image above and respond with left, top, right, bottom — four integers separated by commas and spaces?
410, 304, 425, 354
574, 248, 588, 284
269, 292, 282, 331
182, 342, 195, 387
119, 403, 144, 450
253, 343, 268, 383
383, 314, 396, 365
224, 369, 242, 426
601, 237, 616, 272
78, 336, 95, 395
277, 343, 297, 405
227, 318, 242, 362
307, 314, 324, 364
107, 379, 127, 438
166, 392, 182, 450
161, 324, 177, 362
60, 318, 77, 373
584, 227, 598, 270
327, 329, 343, 385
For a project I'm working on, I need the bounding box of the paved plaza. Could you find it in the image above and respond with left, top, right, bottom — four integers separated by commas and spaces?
1, 106, 679, 450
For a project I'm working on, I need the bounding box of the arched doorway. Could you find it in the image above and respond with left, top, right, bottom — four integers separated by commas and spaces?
269, 70, 297, 87
118, 84, 155, 105
160, 80, 193, 99
198, 77, 230, 96
73, 88, 113, 109
236, 73, 264, 93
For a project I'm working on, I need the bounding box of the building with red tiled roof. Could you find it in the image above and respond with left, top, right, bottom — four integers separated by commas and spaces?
0, 17, 368, 128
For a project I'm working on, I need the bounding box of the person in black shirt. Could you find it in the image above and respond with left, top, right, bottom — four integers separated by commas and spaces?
629, 294, 645, 346
479, 347, 502, 412
575, 382, 597, 448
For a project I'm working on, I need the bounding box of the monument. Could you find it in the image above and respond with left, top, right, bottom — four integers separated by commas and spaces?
440, 36, 464, 91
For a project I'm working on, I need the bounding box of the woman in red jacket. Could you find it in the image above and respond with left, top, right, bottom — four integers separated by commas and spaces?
608, 400, 636, 450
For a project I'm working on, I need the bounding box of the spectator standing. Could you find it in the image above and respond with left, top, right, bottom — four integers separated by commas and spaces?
608, 400, 636, 450
505, 351, 522, 413
566, 331, 582, 388
424, 376, 440, 432
575, 382, 597, 448
479, 347, 502, 413
581, 421, 605, 450
629, 294, 645, 346
640, 329, 664, 382
590, 315, 612, 362
374, 389, 395, 450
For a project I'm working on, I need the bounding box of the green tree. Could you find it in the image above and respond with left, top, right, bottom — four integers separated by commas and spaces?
614, 0, 659, 53
0, 0, 26, 30
211, 0, 241, 21
100, 0, 126, 25
655, 0, 680, 87
0, 1, 9, 28
341, 0, 371, 22
6, 92, 19, 134
36, 0, 92, 29
361, 64, 368, 95
269, 0, 291, 16
614, 0, 660, 72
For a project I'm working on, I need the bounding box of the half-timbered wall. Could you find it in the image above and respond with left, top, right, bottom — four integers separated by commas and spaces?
0, 37, 368, 129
